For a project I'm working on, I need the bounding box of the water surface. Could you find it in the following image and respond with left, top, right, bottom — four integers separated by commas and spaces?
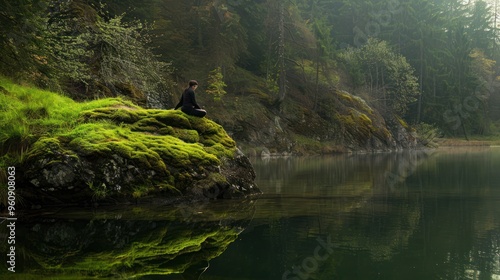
1, 148, 499, 280
203, 148, 500, 280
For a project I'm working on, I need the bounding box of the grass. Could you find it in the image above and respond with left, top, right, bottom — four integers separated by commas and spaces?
0, 78, 140, 160
0, 77, 238, 200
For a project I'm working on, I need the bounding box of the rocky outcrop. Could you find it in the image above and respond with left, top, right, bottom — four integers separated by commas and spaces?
20, 103, 260, 206
210, 87, 420, 156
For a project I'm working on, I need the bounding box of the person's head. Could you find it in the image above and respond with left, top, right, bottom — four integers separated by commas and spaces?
188, 80, 198, 90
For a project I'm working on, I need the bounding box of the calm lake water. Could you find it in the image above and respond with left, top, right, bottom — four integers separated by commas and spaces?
1, 147, 500, 279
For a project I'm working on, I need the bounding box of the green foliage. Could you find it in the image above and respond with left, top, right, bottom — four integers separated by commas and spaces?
3, 0, 500, 139
0, 0, 173, 105
0, 0, 49, 83
340, 39, 420, 115
206, 67, 227, 101
295, 59, 340, 88
132, 184, 156, 199
89, 182, 109, 200
415, 123, 440, 148
88, 13, 172, 104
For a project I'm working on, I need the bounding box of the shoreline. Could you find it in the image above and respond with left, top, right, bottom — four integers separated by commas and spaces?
435, 138, 500, 147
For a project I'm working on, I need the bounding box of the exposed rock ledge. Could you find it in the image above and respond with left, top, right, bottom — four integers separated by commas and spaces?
20, 102, 260, 206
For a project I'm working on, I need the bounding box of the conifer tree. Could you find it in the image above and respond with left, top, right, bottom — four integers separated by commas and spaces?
206, 67, 227, 101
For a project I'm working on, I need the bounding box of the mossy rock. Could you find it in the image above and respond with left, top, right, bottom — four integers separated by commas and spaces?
0, 80, 260, 206
335, 110, 374, 142
79, 107, 141, 124
22, 108, 258, 204
151, 110, 192, 129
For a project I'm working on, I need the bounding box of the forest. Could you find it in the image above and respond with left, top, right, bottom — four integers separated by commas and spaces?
2, 2, 500, 278
2, 0, 500, 147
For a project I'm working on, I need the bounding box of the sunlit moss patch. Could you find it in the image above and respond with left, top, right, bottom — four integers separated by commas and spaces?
1, 77, 240, 200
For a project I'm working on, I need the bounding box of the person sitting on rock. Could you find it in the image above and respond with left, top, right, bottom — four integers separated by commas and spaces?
174, 80, 207, 118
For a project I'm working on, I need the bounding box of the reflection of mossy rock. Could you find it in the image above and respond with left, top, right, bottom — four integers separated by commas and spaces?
3, 201, 255, 278
21, 101, 260, 205
25, 219, 238, 277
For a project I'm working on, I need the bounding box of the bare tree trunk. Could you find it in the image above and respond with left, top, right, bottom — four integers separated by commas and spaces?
495, 0, 499, 51
313, 50, 320, 110
265, 0, 275, 83
381, 66, 387, 109
416, 35, 424, 124
278, 0, 286, 103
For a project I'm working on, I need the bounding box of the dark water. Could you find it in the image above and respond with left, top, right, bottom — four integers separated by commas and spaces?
1, 147, 500, 279
202, 148, 500, 280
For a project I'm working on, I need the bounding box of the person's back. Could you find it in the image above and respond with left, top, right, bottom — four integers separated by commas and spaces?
174, 80, 206, 118
180, 87, 197, 109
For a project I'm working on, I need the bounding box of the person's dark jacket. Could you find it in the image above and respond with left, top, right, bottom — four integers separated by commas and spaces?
175, 88, 201, 110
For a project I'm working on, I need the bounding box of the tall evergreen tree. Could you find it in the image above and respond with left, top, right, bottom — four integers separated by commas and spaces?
0, 0, 50, 83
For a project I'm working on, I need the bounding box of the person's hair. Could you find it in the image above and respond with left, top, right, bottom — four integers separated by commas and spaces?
188, 80, 198, 87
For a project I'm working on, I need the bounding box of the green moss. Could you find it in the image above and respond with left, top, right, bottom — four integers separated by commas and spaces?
157, 183, 181, 195
79, 97, 141, 111
0, 78, 138, 163
1, 77, 240, 200
157, 126, 175, 135
337, 90, 374, 115
357, 112, 373, 126
152, 110, 192, 129
132, 185, 156, 198
22, 105, 49, 119
73, 105, 235, 159
27, 137, 76, 160
204, 143, 235, 158
335, 109, 374, 140
397, 116, 409, 129
339, 91, 354, 102
79, 107, 140, 124
149, 135, 219, 167
173, 128, 200, 143
188, 116, 227, 136
132, 117, 166, 129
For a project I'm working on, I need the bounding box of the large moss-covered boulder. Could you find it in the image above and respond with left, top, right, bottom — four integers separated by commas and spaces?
0, 78, 259, 206
22, 106, 259, 205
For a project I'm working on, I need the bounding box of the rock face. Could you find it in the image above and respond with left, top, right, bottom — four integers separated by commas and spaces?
21, 104, 260, 206
210, 88, 419, 155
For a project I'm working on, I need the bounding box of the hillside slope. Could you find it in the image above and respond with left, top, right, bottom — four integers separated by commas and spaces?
197, 69, 420, 156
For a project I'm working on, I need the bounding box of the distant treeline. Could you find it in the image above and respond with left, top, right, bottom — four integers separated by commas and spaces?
2, 0, 500, 136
